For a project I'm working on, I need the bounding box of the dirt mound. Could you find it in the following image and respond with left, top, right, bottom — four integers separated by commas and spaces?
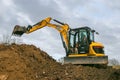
108, 69, 120, 80
0, 44, 120, 80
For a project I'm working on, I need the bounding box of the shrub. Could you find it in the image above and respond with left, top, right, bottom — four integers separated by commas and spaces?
0, 34, 23, 45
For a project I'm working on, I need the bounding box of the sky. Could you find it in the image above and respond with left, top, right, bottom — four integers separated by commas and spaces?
0, 0, 120, 61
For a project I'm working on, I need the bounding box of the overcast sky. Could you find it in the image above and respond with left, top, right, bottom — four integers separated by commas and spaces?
0, 0, 120, 60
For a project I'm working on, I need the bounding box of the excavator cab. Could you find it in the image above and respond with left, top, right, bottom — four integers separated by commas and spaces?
64, 27, 108, 65
68, 27, 91, 54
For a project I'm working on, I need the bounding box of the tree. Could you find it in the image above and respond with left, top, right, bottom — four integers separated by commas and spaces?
109, 58, 119, 66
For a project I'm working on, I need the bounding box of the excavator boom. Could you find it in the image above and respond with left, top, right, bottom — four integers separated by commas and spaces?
12, 17, 69, 52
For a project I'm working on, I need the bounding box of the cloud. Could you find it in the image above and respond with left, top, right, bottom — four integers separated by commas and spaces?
13, 0, 60, 21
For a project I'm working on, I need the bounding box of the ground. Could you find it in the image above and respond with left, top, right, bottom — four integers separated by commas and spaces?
0, 44, 120, 80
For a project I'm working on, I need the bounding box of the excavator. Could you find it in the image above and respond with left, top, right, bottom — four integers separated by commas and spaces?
12, 17, 108, 65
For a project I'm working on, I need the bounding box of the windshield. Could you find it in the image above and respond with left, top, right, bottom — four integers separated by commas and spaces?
90, 31, 94, 42
79, 30, 87, 43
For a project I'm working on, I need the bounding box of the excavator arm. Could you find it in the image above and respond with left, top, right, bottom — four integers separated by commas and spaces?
12, 17, 70, 52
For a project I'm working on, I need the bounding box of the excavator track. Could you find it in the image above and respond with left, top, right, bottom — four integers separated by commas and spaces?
64, 56, 108, 65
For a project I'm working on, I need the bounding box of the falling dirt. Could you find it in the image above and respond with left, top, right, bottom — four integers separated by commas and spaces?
0, 44, 120, 80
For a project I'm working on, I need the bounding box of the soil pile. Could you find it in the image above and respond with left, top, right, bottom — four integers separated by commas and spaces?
0, 44, 120, 80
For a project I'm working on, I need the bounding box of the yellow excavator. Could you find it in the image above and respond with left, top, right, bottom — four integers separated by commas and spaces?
12, 17, 108, 65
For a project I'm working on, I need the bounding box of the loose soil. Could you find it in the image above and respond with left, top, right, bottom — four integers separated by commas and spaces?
0, 44, 120, 80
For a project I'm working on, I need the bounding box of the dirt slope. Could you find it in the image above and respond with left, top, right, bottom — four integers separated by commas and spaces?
0, 44, 120, 80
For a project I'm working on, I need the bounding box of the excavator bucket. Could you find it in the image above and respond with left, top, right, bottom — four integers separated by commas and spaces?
12, 25, 27, 36
63, 56, 108, 65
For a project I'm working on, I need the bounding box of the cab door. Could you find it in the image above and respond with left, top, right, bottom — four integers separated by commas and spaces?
78, 29, 89, 53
